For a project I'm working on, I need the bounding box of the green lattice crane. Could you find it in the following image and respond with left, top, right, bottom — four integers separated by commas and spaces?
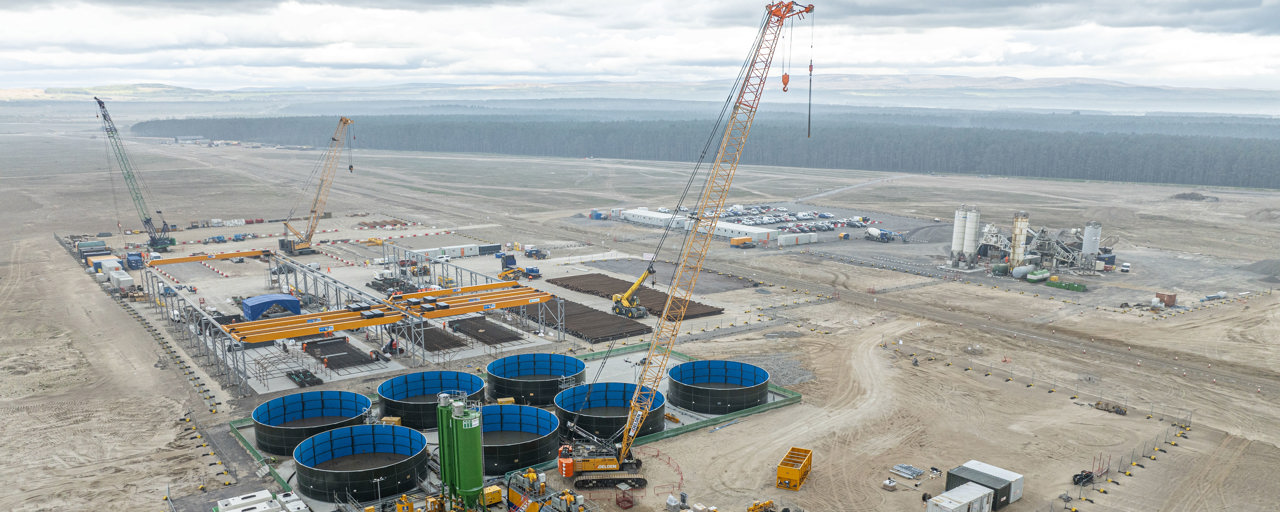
95, 97, 175, 252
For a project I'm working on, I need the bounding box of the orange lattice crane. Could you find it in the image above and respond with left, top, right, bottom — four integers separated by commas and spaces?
280, 117, 353, 255
559, 1, 814, 487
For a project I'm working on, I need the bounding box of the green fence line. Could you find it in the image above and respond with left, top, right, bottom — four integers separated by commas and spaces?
228, 417, 292, 493
577, 343, 651, 361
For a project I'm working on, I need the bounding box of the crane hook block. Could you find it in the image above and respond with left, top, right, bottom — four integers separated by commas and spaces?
781, 73, 790, 92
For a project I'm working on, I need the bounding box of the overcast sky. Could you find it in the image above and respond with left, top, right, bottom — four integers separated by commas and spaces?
3, 0, 1280, 91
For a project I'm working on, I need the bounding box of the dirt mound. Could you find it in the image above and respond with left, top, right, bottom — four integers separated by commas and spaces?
1247, 209, 1280, 223
1172, 191, 1219, 201
1241, 259, 1280, 276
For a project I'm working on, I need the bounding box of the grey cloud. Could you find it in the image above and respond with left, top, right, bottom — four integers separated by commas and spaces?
702, 0, 1280, 35
11, 0, 529, 12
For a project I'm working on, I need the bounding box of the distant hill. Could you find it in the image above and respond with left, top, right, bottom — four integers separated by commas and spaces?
8, 75, 1280, 115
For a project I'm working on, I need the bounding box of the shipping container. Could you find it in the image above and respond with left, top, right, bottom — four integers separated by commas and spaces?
478, 244, 502, 255
438, 244, 480, 258
928, 482, 994, 512
108, 270, 134, 290
81, 249, 112, 264
216, 490, 274, 511
75, 240, 107, 250
946, 461, 1023, 510
99, 259, 124, 273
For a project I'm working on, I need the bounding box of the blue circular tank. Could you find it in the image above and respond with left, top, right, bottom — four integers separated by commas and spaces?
667, 360, 769, 414
554, 382, 665, 439
252, 390, 371, 456
486, 353, 586, 405
480, 404, 560, 475
377, 371, 485, 429
293, 424, 430, 502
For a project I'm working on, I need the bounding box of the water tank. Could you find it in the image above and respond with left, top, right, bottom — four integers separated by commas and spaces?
1082, 221, 1102, 258
962, 208, 981, 259
951, 207, 968, 258
1011, 265, 1035, 279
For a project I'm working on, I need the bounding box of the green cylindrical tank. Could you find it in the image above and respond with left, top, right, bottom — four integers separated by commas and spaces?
438, 394, 485, 510
992, 263, 1010, 276
436, 395, 457, 500
453, 404, 485, 509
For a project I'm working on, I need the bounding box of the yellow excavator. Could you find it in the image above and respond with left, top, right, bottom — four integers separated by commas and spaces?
611, 263, 654, 319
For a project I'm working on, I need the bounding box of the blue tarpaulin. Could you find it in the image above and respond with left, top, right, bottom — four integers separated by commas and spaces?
241, 293, 301, 321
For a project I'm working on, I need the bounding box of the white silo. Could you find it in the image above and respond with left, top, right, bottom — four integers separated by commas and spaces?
963, 207, 981, 264
1011, 211, 1030, 267
951, 206, 968, 264
1082, 221, 1102, 261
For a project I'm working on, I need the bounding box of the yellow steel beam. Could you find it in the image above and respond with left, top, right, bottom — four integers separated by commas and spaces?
231, 313, 405, 344
412, 291, 552, 319
386, 281, 520, 302
148, 249, 271, 267
224, 306, 395, 334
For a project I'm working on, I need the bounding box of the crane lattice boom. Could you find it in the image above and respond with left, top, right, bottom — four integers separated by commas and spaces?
283, 117, 353, 254
618, 1, 814, 461
95, 97, 174, 252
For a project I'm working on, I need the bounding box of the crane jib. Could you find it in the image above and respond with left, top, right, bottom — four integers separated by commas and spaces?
613, 1, 815, 464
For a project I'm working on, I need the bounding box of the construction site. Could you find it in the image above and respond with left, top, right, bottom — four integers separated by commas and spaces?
6, 3, 1280, 512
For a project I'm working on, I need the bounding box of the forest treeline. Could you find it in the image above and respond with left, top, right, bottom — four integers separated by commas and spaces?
133, 114, 1280, 189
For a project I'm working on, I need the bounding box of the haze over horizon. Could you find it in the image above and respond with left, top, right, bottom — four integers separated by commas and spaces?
5, 0, 1280, 93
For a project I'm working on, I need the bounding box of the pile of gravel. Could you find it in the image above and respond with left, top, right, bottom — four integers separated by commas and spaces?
1241, 259, 1280, 276
730, 353, 814, 387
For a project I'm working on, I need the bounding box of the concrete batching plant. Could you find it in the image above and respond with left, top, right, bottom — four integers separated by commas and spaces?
951, 205, 984, 268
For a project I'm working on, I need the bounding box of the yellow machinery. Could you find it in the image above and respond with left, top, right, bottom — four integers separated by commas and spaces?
499, 268, 523, 281
747, 500, 777, 512
776, 447, 812, 491
507, 468, 590, 512
437, 276, 457, 287
482, 485, 503, 507
281, 117, 353, 255
559, 1, 815, 488
364, 237, 385, 246
610, 263, 654, 318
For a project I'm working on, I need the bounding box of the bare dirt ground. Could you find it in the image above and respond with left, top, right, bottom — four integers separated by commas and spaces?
2, 122, 1278, 511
